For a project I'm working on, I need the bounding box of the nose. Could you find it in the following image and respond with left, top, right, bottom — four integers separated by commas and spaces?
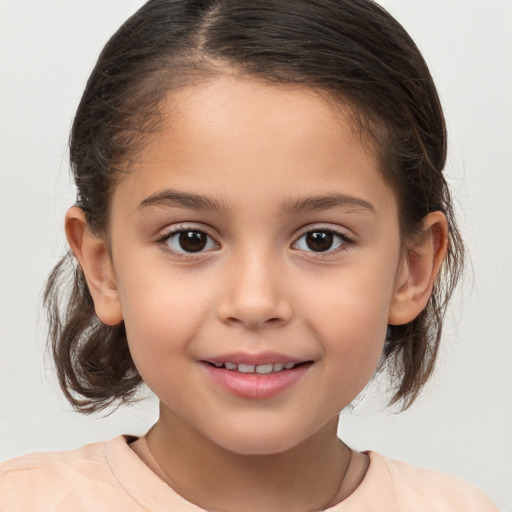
216, 250, 293, 330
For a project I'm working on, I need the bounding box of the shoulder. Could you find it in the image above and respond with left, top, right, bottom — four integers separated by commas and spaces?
0, 436, 138, 511
1, 436, 110, 481
368, 451, 499, 511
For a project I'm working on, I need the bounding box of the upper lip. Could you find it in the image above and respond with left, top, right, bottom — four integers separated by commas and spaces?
202, 351, 311, 366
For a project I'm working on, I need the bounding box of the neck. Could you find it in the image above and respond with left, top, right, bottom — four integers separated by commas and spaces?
142, 404, 354, 512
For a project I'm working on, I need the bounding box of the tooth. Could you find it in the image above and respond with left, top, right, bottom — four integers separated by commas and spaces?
238, 364, 255, 373
273, 363, 284, 372
213, 362, 223, 368
283, 362, 296, 370
225, 362, 237, 370
255, 364, 274, 374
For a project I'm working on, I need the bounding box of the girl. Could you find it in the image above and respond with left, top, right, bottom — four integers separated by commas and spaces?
0, 0, 500, 510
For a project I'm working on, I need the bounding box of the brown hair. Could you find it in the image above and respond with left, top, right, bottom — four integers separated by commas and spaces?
45, 0, 464, 413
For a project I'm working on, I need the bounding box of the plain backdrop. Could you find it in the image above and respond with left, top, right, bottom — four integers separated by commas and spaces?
1, 1, 511, 510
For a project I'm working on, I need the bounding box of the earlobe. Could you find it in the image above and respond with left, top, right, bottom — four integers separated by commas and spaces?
388, 211, 448, 325
65, 206, 123, 326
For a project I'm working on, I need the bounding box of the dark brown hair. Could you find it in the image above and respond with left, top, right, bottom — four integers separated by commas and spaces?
45, 0, 464, 413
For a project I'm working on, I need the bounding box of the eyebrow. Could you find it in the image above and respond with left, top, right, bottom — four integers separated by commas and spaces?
281, 193, 376, 216
137, 189, 231, 213
137, 188, 376, 216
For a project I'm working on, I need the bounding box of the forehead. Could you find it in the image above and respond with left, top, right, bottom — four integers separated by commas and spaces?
113, 74, 396, 219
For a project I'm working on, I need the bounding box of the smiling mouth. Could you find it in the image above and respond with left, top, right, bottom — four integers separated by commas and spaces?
202, 359, 313, 399
204, 361, 311, 374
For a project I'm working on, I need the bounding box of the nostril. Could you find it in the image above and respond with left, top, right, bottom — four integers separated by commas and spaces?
223, 316, 286, 329
217, 295, 293, 329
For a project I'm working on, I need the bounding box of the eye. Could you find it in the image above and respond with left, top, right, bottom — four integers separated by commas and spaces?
293, 229, 349, 253
161, 228, 218, 255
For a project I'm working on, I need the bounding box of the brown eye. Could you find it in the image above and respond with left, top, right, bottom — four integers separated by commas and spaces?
294, 229, 347, 253
178, 231, 207, 252
165, 229, 217, 254
305, 231, 334, 252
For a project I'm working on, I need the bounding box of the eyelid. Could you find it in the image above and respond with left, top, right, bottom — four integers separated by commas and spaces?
154, 222, 355, 261
291, 225, 355, 256
156, 223, 221, 260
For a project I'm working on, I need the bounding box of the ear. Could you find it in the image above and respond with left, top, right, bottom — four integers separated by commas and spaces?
388, 211, 448, 325
65, 206, 123, 326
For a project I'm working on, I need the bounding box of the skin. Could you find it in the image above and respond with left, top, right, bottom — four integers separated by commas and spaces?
66, 75, 448, 511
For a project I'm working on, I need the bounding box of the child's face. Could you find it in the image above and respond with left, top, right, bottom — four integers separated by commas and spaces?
106, 76, 406, 454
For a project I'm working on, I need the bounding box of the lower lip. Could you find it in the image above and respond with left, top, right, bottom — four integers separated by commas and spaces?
202, 363, 311, 400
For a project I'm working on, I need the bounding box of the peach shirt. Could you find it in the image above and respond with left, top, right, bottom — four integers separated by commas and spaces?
0, 436, 498, 511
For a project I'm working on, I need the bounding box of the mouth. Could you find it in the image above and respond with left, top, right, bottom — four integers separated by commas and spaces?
201, 356, 313, 400
204, 361, 309, 374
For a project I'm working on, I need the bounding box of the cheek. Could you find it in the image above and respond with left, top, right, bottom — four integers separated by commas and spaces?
117, 273, 212, 372
301, 264, 393, 330
302, 274, 391, 380
119, 262, 212, 331
321, 305, 386, 382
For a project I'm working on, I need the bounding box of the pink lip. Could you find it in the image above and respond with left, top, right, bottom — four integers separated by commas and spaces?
201, 361, 312, 400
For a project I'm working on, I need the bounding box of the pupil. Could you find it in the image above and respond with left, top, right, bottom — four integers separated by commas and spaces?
306, 231, 333, 252
179, 231, 207, 252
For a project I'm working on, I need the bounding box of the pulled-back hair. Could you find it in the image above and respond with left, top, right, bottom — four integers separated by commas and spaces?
45, 0, 464, 413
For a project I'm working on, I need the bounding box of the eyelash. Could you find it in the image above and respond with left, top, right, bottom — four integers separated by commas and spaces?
292, 228, 354, 257
156, 224, 354, 261
156, 224, 219, 261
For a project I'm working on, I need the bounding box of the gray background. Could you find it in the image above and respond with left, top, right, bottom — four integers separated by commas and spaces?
1, 1, 511, 510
